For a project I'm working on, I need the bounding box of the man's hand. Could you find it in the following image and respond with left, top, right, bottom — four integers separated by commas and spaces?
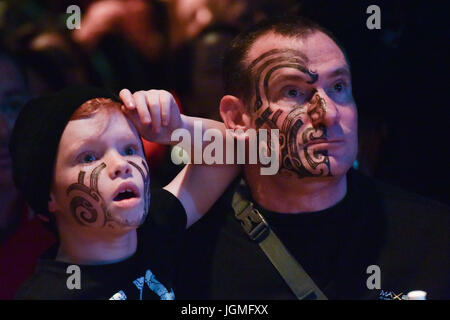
119, 89, 183, 144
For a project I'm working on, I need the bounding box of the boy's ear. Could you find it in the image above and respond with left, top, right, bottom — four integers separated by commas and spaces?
48, 193, 59, 213
219, 95, 253, 130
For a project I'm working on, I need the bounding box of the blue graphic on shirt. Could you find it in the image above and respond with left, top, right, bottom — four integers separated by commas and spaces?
109, 290, 127, 300
144, 269, 175, 300
110, 268, 174, 300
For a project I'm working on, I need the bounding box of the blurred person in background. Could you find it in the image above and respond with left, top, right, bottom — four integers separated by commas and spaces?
0, 45, 56, 300
169, 0, 300, 121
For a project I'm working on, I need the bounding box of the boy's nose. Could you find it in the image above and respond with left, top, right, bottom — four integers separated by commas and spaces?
107, 152, 132, 179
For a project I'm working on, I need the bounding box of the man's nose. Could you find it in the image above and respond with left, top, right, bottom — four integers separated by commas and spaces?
107, 151, 132, 179
307, 90, 339, 128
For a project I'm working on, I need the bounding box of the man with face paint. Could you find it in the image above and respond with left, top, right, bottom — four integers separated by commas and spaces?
174, 17, 449, 299
10, 85, 239, 299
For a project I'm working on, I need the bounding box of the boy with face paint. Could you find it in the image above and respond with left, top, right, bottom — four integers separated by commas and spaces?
174, 17, 450, 299
10, 85, 239, 299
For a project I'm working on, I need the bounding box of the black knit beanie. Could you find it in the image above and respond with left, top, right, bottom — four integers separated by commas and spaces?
9, 85, 120, 215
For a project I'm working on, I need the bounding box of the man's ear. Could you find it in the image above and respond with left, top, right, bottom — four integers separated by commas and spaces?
48, 193, 59, 213
219, 95, 253, 130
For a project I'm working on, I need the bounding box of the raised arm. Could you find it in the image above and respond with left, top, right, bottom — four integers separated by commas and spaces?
120, 89, 240, 228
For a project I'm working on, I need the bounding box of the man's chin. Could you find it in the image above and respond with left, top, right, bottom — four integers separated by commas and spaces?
327, 157, 354, 177
276, 157, 352, 180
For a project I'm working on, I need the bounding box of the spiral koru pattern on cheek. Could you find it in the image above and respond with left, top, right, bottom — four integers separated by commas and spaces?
300, 127, 331, 176
279, 108, 331, 178
69, 196, 99, 226
66, 163, 108, 227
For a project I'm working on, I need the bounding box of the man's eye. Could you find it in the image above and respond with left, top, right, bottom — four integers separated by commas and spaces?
80, 153, 96, 164
284, 88, 303, 98
333, 82, 346, 93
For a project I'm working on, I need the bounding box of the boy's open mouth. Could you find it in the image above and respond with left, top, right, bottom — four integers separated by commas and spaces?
114, 189, 137, 201
112, 183, 140, 205
112, 182, 141, 210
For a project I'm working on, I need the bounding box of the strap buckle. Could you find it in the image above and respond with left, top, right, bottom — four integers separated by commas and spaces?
235, 203, 270, 242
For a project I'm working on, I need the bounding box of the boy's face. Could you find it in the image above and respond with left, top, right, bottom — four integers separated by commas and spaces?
49, 107, 150, 233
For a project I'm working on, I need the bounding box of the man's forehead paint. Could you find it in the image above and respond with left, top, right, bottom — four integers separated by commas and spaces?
246, 49, 309, 70
247, 49, 318, 111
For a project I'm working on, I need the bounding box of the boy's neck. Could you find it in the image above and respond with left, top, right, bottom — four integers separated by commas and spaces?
56, 227, 138, 265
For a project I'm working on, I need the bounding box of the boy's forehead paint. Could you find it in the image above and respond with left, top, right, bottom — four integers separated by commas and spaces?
247, 49, 318, 111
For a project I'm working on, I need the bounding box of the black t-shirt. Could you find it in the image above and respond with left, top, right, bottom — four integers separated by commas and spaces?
174, 170, 449, 300
16, 189, 186, 300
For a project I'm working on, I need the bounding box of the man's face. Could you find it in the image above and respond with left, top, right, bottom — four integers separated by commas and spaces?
245, 31, 358, 179
0, 55, 29, 187
50, 108, 150, 233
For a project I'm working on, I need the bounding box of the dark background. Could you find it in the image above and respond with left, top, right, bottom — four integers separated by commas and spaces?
299, 0, 449, 204
1, 0, 448, 204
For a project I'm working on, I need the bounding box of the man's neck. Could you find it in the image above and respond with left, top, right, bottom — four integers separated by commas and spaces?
243, 165, 347, 213
56, 225, 138, 265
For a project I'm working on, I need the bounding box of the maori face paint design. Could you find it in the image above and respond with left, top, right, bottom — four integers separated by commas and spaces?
66, 162, 107, 227
66, 159, 150, 228
248, 49, 331, 178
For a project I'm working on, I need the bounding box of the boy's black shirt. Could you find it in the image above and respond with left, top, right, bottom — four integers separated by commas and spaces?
15, 189, 187, 300
174, 170, 450, 300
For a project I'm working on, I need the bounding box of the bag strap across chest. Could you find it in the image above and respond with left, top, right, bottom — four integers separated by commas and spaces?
231, 181, 328, 300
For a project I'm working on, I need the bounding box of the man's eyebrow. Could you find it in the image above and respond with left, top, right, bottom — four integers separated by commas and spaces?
269, 73, 309, 86
118, 134, 141, 145
326, 67, 351, 78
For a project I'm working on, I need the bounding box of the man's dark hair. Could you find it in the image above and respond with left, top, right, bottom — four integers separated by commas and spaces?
222, 15, 349, 109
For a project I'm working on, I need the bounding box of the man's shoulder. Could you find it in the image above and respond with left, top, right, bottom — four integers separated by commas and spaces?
344, 171, 449, 299
350, 170, 449, 257
351, 169, 449, 219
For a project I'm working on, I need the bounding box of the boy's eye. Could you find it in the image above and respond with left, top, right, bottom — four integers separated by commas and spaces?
80, 153, 96, 164
124, 146, 137, 156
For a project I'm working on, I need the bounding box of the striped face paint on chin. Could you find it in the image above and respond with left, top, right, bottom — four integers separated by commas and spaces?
249, 49, 331, 178
66, 160, 150, 229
